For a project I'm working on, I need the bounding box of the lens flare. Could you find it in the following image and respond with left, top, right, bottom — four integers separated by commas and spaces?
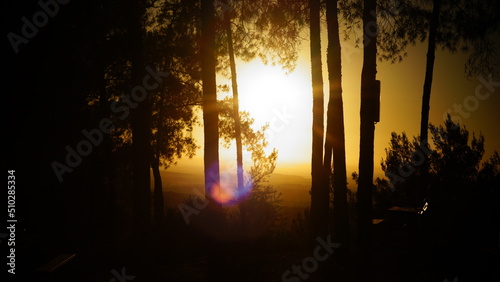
209, 165, 253, 205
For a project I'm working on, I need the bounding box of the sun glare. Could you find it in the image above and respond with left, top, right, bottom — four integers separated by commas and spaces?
213, 60, 312, 203
236, 60, 312, 164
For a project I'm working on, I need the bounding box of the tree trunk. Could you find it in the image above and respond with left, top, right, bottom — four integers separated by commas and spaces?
223, 1, 243, 192
420, 0, 441, 148
309, 0, 328, 241
128, 0, 151, 240
357, 0, 377, 280
152, 156, 164, 232
201, 0, 223, 279
419, 0, 441, 203
223, 5, 247, 232
152, 91, 166, 232
201, 0, 221, 206
326, 0, 349, 245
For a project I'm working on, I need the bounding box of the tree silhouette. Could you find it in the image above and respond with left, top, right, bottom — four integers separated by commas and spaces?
357, 0, 378, 279
418, 1, 500, 205
218, 97, 279, 231
240, 122, 280, 239
326, 0, 349, 246
379, 116, 500, 250
215, 0, 307, 196
219, 99, 282, 241
373, 0, 500, 201
221, 0, 245, 203
214, 0, 307, 241
309, 0, 328, 241
201, 0, 221, 209
121, 0, 155, 241
149, 74, 200, 231
200, 1, 227, 279
146, 0, 203, 232
418, 0, 441, 156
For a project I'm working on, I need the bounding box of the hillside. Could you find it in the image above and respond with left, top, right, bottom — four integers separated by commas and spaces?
158, 169, 311, 208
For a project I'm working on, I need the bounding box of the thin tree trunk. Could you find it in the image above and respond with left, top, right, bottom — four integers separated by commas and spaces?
420, 0, 441, 148
326, 0, 349, 245
419, 0, 441, 203
223, 1, 243, 192
223, 5, 247, 232
309, 0, 328, 241
357, 0, 378, 280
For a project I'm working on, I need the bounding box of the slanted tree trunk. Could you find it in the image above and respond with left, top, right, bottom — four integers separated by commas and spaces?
309, 0, 328, 241
357, 0, 378, 280
326, 0, 349, 245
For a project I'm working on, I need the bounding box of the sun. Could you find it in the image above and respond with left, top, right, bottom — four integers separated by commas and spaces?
235, 60, 312, 164
237, 62, 303, 126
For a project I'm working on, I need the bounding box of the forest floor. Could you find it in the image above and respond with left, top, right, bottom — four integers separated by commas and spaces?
20, 218, 499, 281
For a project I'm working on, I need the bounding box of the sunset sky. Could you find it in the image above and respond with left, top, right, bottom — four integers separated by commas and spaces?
171, 30, 500, 185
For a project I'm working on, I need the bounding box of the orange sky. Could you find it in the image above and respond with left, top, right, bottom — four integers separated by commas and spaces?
171, 29, 500, 187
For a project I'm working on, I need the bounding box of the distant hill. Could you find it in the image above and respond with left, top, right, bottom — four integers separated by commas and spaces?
268, 173, 310, 186
158, 169, 311, 208
268, 173, 310, 207
160, 170, 204, 194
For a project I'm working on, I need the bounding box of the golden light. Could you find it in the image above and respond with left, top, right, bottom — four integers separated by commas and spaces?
236, 60, 312, 165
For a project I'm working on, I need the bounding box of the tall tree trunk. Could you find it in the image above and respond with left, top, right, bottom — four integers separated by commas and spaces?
128, 0, 151, 240
420, 0, 441, 148
419, 0, 441, 203
326, 0, 349, 245
223, 4, 247, 232
309, 0, 328, 241
223, 1, 243, 192
201, 0, 220, 206
357, 0, 378, 280
201, 0, 223, 280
